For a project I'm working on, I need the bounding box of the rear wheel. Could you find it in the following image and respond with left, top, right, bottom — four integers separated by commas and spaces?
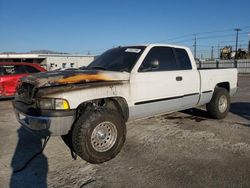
206, 87, 230, 119
72, 108, 126, 164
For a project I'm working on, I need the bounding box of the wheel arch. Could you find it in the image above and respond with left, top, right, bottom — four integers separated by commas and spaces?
76, 97, 129, 122
215, 82, 230, 92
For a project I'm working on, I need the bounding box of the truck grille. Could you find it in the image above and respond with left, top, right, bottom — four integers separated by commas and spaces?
16, 82, 36, 104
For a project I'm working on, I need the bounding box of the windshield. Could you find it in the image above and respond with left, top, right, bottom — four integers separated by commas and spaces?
86, 46, 146, 72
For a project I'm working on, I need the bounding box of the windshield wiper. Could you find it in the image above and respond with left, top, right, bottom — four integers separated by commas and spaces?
89, 66, 107, 70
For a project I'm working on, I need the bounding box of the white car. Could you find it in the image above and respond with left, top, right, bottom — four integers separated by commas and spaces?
13, 44, 238, 163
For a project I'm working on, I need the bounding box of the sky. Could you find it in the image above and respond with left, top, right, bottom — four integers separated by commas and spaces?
0, 0, 250, 58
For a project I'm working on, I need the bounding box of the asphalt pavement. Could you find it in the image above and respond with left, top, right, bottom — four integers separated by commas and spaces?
0, 75, 250, 188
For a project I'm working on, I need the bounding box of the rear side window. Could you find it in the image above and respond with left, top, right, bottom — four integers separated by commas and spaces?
0, 65, 37, 75
0, 65, 18, 75
24, 65, 41, 73
174, 48, 192, 70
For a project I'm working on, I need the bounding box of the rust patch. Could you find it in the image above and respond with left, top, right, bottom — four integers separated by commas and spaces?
55, 73, 111, 84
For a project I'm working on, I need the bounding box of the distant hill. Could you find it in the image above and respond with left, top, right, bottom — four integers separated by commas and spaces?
29, 50, 68, 54
0, 50, 68, 54
0, 52, 17, 54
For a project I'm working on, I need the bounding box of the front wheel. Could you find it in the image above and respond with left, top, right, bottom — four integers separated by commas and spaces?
72, 108, 126, 164
206, 87, 231, 119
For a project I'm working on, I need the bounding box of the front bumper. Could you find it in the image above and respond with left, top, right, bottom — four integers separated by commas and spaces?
230, 86, 238, 97
13, 101, 75, 136
0, 93, 14, 99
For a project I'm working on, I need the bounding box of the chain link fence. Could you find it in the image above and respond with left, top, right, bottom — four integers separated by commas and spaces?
196, 59, 250, 73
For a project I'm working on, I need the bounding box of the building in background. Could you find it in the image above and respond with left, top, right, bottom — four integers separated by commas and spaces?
0, 53, 96, 71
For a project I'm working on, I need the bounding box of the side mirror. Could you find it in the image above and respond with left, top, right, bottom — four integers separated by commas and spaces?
139, 58, 159, 72
148, 59, 159, 69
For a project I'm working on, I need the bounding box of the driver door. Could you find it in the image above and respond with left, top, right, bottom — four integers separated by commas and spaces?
130, 46, 184, 119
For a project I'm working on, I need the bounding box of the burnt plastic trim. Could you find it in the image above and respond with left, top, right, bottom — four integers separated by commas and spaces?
0, 95, 14, 99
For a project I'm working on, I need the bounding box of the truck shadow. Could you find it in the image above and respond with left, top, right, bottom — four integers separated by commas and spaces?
10, 127, 48, 188
0, 97, 14, 101
230, 102, 250, 121
180, 108, 210, 121
181, 102, 250, 126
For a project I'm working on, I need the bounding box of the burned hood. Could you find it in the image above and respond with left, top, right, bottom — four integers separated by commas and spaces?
21, 69, 130, 88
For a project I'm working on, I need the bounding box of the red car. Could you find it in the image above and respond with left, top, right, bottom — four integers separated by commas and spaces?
0, 62, 46, 98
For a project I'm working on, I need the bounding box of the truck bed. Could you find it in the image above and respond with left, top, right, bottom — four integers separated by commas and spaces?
197, 68, 238, 106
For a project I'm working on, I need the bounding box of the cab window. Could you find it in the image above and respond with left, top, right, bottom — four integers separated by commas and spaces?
138, 46, 192, 72
174, 48, 192, 70
139, 47, 178, 72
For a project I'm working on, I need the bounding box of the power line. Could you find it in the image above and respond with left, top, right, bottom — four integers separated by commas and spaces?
219, 40, 244, 44
196, 33, 235, 40
170, 38, 195, 44
194, 28, 233, 35
153, 26, 250, 43
242, 26, 250, 29
79, 26, 250, 54
154, 34, 193, 43
171, 32, 249, 45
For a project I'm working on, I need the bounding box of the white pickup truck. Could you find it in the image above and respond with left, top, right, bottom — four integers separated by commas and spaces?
13, 44, 238, 163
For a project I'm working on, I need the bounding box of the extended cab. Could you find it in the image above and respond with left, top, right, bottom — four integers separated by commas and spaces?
13, 44, 238, 163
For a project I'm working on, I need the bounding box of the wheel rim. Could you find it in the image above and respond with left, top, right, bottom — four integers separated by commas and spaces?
218, 95, 228, 113
91, 121, 117, 152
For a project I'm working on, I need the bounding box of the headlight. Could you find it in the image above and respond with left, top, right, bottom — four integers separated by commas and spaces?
37, 98, 70, 110
55, 99, 70, 110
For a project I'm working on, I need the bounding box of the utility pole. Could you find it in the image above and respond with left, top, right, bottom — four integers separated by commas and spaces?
217, 44, 220, 59
234, 28, 241, 59
211, 46, 214, 60
248, 33, 250, 53
193, 34, 197, 60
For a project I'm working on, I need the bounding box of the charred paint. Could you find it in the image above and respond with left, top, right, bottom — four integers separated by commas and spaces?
55, 73, 111, 84
36, 81, 126, 96
19, 69, 130, 98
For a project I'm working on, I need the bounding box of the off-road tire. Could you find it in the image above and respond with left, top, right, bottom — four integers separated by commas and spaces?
72, 107, 126, 164
206, 87, 230, 119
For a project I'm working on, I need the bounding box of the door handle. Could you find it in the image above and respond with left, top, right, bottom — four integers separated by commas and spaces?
176, 76, 183, 81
